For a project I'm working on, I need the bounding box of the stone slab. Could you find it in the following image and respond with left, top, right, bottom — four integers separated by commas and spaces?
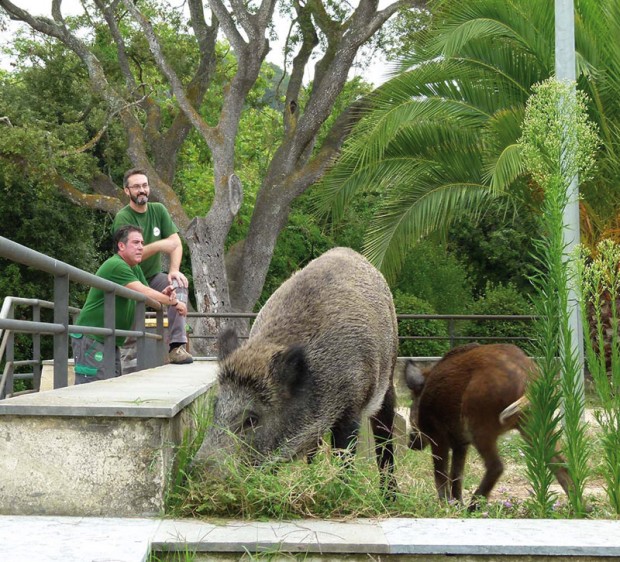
155, 518, 390, 554
0, 515, 158, 562
3, 515, 620, 561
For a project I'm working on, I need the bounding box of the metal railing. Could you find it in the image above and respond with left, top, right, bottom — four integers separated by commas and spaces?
175, 312, 535, 355
0, 237, 166, 399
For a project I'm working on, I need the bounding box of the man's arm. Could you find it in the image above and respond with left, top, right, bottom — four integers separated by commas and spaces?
142, 232, 188, 288
141, 233, 181, 262
126, 280, 188, 316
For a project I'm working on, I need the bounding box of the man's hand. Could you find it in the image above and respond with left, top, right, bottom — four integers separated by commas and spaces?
168, 270, 188, 288
174, 300, 188, 316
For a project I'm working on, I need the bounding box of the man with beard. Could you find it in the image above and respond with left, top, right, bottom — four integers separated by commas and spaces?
72, 225, 185, 383
113, 168, 193, 364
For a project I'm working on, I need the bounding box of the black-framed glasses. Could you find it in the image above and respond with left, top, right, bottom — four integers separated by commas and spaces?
128, 183, 149, 190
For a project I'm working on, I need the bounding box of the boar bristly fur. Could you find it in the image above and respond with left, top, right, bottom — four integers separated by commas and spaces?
194, 247, 399, 492
405, 343, 573, 510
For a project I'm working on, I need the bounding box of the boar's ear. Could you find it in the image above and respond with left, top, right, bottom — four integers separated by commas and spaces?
404, 360, 426, 395
269, 345, 308, 394
218, 328, 240, 360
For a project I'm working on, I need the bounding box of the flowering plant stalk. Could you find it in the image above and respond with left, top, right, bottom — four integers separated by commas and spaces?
519, 78, 598, 516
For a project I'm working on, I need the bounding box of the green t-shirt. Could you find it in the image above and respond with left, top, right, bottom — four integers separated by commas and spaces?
112, 202, 178, 280
73, 254, 149, 346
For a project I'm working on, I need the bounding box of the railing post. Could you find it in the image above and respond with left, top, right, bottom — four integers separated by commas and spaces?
448, 318, 456, 349
135, 300, 146, 371
53, 273, 69, 389
156, 307, 165, 365
1, 302, 15, 398
32, 303, 41, 391
103, 290, 116, 379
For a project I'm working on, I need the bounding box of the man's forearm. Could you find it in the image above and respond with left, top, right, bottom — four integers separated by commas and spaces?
142, 235, 181, 261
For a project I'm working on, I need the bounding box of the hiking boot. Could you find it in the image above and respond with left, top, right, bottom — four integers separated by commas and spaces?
169, 345, 193, 364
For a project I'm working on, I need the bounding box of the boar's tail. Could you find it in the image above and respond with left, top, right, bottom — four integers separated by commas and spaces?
499, 395, 529, 426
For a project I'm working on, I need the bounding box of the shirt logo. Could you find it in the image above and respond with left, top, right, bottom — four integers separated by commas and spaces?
94, 351, 104, 362
153, 227, 161, 237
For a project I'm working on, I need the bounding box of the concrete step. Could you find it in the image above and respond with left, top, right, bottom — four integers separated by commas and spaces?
2, 515, 620, 561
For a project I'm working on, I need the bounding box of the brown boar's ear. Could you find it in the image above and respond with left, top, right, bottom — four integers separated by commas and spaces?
404, 360, 426, 395
269, 345, 308, 393
218, 328, 240, 360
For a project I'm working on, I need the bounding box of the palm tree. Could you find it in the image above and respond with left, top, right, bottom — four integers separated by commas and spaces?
314, 0, 620, 280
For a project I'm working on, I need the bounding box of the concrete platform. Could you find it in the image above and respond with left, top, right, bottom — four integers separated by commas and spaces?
2, 515, 620, 561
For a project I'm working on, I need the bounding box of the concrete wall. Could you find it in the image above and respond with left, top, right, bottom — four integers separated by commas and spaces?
0, 362, 218, 517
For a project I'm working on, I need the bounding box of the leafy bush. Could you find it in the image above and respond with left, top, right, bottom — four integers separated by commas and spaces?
461, 283, 535, 349
393, 290, 450, 357
395, 240, 473, 314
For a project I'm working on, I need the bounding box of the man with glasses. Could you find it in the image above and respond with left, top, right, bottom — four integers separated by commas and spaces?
113, 168, 193, 364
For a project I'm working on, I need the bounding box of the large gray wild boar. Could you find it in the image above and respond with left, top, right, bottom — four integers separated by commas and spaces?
193, 247, 399, 492
405, 343, 573, 510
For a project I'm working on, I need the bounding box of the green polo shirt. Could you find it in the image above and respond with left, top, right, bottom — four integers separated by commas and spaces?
73, 254, 148, 346
112, 202, 178, 280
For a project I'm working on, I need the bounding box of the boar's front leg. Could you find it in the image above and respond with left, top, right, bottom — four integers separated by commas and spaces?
450, 443, 468, 503
370, 386, 397, 494
430, 437, 451, 502
331, 412, 361, 458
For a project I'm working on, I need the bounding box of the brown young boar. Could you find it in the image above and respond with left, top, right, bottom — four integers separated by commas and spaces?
405, 343, 573, 509
193, 247, 399, 492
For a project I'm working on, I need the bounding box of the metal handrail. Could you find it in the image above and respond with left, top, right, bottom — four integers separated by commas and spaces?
0, 237, 166, 398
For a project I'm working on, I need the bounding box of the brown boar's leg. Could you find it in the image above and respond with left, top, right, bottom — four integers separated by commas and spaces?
469, 439, 503, 510
550, 452, 574, 497
449, 443, 468, 502
430, 439, 451, 501
370, 385, 397, 493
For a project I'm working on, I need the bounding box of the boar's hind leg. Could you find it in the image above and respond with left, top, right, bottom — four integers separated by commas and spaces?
469, 439, 503, 511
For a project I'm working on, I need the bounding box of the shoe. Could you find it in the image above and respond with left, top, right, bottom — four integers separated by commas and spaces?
168, 345, 194, 364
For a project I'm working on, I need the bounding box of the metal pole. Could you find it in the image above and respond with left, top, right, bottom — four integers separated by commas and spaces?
555, 0, 585, 386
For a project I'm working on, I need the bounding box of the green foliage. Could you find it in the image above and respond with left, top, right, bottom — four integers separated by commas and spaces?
0, 177, 105, 303
462, 283, 535, 348
575, 239, 620, 513
448, 199, 541, 296
393, 291, 450, 357
395, 240, 473, 314
519, 78, 597, 517
0, 176, 107, 374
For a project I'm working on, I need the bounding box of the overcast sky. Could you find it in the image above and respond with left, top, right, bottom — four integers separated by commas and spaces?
1, 0, 390, 84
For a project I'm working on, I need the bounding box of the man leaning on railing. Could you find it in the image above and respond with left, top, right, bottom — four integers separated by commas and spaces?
70, 225, 187, 384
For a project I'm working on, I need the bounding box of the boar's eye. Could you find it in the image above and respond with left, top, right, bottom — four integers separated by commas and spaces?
242, 413, 259, 432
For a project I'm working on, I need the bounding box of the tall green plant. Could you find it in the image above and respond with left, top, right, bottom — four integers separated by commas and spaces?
575, 240, 620, 513
519, 78, 598, 516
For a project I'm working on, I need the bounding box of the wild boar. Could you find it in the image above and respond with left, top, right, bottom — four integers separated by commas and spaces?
194, 247, 399, 492
405, 343, 573, 509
